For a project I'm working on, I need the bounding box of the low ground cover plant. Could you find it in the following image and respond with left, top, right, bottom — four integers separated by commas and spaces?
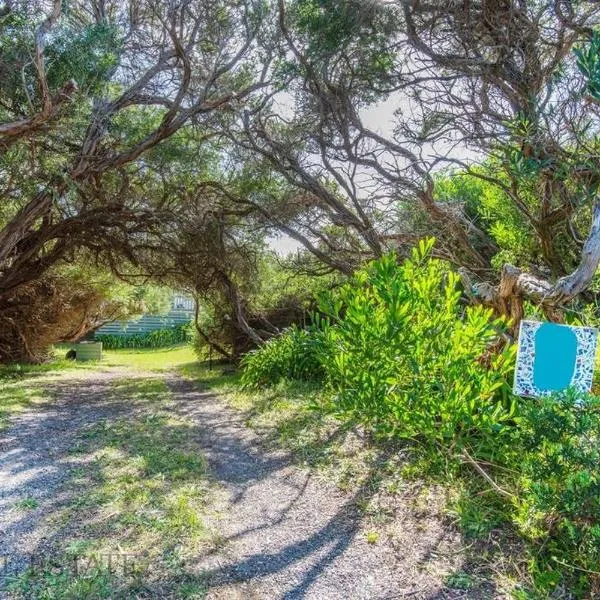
95, 323, 191, 349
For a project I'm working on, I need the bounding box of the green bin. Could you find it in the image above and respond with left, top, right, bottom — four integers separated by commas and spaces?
75, 341, 102, 361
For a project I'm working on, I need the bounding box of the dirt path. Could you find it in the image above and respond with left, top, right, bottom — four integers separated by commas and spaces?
0, 369, 142, 594
167, 378, 473, 600
0, 368, 483, 599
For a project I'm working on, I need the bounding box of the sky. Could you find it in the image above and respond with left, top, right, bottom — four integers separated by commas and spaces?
268, 97, 400, 255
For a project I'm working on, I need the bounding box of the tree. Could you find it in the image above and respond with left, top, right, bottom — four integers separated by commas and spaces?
396, 0, 600, 322
0, 0, 269, 360
228, 0, 600, 325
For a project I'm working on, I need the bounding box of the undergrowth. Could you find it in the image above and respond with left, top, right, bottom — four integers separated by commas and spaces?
238, 241, 600, 598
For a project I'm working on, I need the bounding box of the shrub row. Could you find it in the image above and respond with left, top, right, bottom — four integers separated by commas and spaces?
95, 323, 191, 349
241, 240, 600, 597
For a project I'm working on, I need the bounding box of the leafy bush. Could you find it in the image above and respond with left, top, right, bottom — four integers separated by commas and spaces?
95, 324, 191, 349
241, 325, 323, 387
313, 240, 516, 446
434, 167, 536, 270
240, 241, 600, 595
240, 240, 600, 596
513, 390, 600, 595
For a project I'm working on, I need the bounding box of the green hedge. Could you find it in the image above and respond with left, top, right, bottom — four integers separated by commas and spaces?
95, 323, 191, 349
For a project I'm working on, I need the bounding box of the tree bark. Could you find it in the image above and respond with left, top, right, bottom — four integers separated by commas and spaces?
552, 202, 600, 302
0, 188, 57, 266
218, 271, 265, 347
467, 202, 600, 330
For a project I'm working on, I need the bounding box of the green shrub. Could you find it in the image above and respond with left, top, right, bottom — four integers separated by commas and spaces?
238, 240, 600, 596
242, 240, 516, 448
241, 325, 324, 387
95, 323, 191, 349
238, 241, 600, 595
513, 390, 600, 595
313, 240, 516, 446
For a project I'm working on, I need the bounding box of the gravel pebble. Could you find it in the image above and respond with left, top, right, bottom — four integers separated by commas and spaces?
0, 368, 488, 599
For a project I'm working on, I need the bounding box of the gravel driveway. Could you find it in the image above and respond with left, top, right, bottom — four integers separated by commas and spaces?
0, 367, 489, 599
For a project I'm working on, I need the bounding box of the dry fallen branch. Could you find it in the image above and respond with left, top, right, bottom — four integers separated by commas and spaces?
459, 449, 515, 500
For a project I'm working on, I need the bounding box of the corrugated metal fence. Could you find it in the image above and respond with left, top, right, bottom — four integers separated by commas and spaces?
95, 310, 194, 337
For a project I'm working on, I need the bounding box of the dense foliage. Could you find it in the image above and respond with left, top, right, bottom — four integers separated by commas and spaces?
0, 0, 266, 361
514, 392, 600, 596
95, 324, 191, 350
243, 246, 600, 596
244, 242, 516, 444
241, 325, 323, 386
313, 241, 516, 444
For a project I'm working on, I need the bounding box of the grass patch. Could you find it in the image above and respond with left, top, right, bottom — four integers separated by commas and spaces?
55, 343, 197, 371
0, 372, 52, 430
8, 563, 121, 600
0, 345, 195, 434
0, 351, 100, 431
0, 358, 77, 380
0, 349, 95, 431
14, 497, 39, 510
102, 345, 197, 371
5, 376, 212, 599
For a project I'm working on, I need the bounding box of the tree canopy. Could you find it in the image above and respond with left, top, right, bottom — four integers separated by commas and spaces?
2, 0, 600, 360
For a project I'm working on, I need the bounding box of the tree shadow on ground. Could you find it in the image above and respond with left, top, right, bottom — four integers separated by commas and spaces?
1, 371, 498, 599
169, 376, 499, 599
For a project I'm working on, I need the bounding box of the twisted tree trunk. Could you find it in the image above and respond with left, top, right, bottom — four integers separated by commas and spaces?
464, 202, 600, 331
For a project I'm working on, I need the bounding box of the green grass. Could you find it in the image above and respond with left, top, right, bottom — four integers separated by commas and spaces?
0, 346, 196, 432
102, 345, 197, 370
0, 373, 52, 430
8, 564, 120, 600
14, 497, 39, 510
1, 344, 197, 376
54, 343, 197, 371
6, 377, 212, 599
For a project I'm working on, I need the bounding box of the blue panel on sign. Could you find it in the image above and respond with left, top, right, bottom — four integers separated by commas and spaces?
514, 320, 598, 397
532, 323, 577, 392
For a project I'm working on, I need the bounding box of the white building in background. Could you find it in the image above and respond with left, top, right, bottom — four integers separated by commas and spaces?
95, 294, 195, 337
171, 294, 195, 311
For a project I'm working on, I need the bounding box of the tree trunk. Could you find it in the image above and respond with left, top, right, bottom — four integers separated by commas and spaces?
218, 271, 265, 347
467, 201, 600, 331
0, 188, 56, 266
552, 202, 600, 302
